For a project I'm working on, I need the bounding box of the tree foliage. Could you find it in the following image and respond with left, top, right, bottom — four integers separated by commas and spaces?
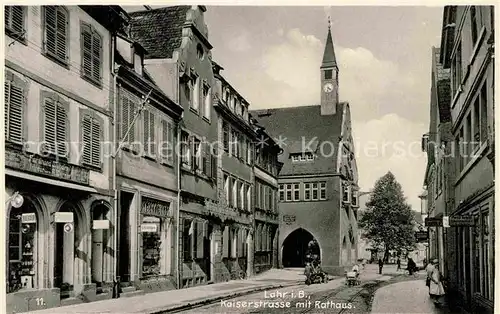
358, 171, 416, 260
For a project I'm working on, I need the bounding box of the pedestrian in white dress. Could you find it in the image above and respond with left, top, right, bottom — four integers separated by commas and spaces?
429, 260, 445, 305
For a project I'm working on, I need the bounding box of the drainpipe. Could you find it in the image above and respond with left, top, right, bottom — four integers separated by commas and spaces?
110, 34, 121, 291
175, 65, 183, 289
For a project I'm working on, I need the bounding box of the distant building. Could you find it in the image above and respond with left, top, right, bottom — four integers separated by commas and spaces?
251, 22, 360, 275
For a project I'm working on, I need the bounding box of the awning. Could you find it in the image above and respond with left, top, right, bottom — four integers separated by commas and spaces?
6, 169, 98, 193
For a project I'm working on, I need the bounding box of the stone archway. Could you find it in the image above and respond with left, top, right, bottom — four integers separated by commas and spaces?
282, 228, 320, 268
90, 200, 112, 287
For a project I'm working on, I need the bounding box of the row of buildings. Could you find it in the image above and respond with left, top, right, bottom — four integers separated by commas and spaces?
4, 5, 282, 313
421, 5, 494, 313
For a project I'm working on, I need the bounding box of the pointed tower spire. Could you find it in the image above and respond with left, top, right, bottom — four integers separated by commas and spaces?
321, 17, 337, 69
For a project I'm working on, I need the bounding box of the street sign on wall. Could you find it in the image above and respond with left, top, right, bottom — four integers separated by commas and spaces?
425, 217, 442, 227
415, 231, 428, 242
450, 216, 475, 226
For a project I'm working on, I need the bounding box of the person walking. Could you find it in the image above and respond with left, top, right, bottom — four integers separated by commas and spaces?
429, 259, 445, 305
407, 258, 417, 276
425, 259, 436, 296
378, 258, 383, 274
396, 257, 401, 271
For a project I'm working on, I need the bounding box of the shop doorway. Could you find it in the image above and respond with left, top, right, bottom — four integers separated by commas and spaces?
281, 228, 320, 268
91, 202, 110, 292
203, 223, 212, 281
54, 203, 79, 298
119, 192, 133, 283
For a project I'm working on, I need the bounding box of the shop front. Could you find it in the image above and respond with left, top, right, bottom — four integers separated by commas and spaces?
5, 149, 113, 313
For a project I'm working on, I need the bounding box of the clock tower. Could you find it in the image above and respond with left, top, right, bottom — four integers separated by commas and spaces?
320, 17, 339, 116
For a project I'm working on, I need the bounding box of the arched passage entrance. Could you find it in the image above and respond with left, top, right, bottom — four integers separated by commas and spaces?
282, 228, 320, 268
91, 201, 111, 288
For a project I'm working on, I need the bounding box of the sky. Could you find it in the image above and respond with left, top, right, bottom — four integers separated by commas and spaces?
125, 5, 443, 212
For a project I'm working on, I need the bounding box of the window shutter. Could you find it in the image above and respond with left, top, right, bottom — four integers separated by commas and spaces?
128, 99, 136, 143
56, 101, 68, 156
143, 110, 155, 156
81, 25, 92, 78
196, 221, 204, 259
6, 6, 24, 34
91, 119, 101, 166
211, 149, 217, 178
55, 8, 68, 62
82, 115, 92, 164
222, 226, 229, 258
161, 120, 171, 163
92, 31, 102, 82
5, 82, 24, 143
43, 98, 57, 153
203, 142, 209, 175
44, 7, 57, 56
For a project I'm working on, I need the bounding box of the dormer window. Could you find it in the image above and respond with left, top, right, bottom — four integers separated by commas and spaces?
197, 44, 204, 60
291, 152, 314, 162
133, 52, 143, 76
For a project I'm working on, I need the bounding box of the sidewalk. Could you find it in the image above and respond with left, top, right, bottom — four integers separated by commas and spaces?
22, 268, 314, 314
371, 280, 451, 314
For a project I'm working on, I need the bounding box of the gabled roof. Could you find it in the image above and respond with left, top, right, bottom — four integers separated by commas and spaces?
250, 103, 345, 176
128, 6, 191, 59
321, 28, 337, 69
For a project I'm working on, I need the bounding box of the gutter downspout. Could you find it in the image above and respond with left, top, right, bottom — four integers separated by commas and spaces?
176, 64, 182, 290
111, 35, 120, 288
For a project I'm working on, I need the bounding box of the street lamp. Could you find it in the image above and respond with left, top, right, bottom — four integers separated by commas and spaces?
6, 192, 24, 209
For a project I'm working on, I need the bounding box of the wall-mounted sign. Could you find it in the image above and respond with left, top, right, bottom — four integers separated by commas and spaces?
140, 223, 158, 233
141, 197, 169, 218
5, 149, 89, 185
92, 220, 110, 230
54, 212, 73, 223
443, 216, 450, 228
415, 231, 428, 242
283, 215, 296, 224
63, 223, 73, 233
21, 213, 36, 224
425, 217, 442, 227
450, 216, 475, 227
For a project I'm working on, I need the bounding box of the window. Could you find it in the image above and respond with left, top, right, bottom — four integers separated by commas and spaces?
184, 78, 192, 106
141, 216, 161, 277
242, 138, 247, 164
279, 184, 284, 201
192, 76, 200, 111
239, 181, 245, 210
246, 185, 251, 211
203, 85, 211, 120
479, 83, 488, 144
4, 75, 25, 144
304, 183, 311, 201
180, 131, 190, 167
224, 174, 230, 205
41, 92, 69, 157
80, 23, 102, 85
260, 184, 264, 209
466, 113, 472, 162
231, 130, 238, 157
351, 189, 359, 207
452, 42, 462, 95
160, 119, 174, 164
306, 153, 314, 161
293, 184, 300, 201
324, 70, 332, 80
247, 141, 253, 165
142, 109, 156, 158
81, 113, 101, 168
183, 219, 193, 261
291, 155, 299, 162
43, 6, 69, 65
119, 89, 137, 144
223, 122, 229, 152
319, 182, 327, 200
268, 187, 273, 212
232, 179, 238, 208
192, 137, 201, 170
5, 6, 25, 39
312, 183, 319, 201
285, 184, 292, 202
196, 44, 204, 60
342, 182, 351, 203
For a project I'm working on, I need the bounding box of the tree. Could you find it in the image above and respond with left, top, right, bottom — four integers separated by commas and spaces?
358, 171, 416, 262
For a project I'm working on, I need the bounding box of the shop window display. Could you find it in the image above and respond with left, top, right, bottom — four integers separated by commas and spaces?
8, 204, 37, 293
142, 216, 162, 278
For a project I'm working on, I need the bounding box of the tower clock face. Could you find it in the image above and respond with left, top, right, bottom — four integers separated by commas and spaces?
323, 83, 334, 93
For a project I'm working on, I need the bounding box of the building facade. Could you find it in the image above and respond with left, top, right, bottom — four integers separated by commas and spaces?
251, 24, 360, 275
423, 5, 495, 313
113, 31, 184, 296
5, 5, 126, 313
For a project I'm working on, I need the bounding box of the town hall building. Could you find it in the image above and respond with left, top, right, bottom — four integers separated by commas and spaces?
251, 22, 360, 275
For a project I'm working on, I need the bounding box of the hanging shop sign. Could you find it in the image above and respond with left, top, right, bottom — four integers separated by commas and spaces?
424, 217, 442, 227
92, 220, 110, 229
54, 212, 74, 223
415, 231, 428, 242
443, 216, 450, 228
63, 223, 73, 233
283, 215, 296, 224
5, 149, 89, 185
141, 223, 158, 233
141, 197, 169, 218
21, 213, 37, 224
449, 216, 475, 227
